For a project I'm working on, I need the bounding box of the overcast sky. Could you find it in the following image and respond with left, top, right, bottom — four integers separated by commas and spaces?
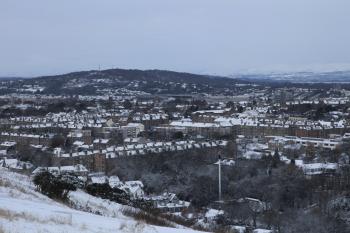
1, 0, 350, 77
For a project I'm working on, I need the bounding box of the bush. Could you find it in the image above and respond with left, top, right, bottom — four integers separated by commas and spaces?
60, 173, 85, 189
33, 171, 77, 200
131, 199, 154, 211
85, 183, 130, 205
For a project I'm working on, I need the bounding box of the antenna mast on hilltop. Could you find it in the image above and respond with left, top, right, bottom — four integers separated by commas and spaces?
218, 154, 222, 202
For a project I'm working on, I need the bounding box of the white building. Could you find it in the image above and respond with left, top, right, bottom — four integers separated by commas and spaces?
268, 136, 342, 150
301, 163, 338, 176
121, 123, 145, 138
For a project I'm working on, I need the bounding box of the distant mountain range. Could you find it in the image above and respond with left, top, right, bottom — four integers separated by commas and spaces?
0, 77, 22, 80
231, 71, 350, 83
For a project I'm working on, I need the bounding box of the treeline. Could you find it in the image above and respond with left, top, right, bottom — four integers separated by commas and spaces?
108, 147, 350, 232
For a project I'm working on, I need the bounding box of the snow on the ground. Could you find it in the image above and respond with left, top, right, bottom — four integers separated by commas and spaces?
253, 229, 273, 233
68, 190, 188, 229
0, 168, 202, 233
68, 189, 125, 218
204, 209, 223, 219
231, 225, 246, 233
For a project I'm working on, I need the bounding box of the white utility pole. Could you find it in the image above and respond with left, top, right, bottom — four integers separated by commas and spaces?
218, 156, 222, 202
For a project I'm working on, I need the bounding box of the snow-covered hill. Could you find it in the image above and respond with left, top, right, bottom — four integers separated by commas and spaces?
232, 71, 350, 83
0, 168, 202, 233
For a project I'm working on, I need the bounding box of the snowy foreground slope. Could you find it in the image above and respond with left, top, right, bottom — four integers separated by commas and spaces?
0, 168, 202, 233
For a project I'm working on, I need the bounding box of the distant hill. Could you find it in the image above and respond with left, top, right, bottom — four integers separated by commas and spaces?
3, 69, 350, 96
18, 68, 249, 95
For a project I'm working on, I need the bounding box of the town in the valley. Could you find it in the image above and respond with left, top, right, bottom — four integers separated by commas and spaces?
2, 69, 350, 232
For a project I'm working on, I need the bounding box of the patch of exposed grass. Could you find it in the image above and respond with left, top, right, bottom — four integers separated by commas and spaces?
121, 207, 174, 228
0, 208, 72, 226
160, 213, 209, 231
0, 224, 6, 233
0, 179, 11, 188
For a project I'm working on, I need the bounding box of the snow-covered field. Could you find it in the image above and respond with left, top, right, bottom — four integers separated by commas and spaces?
0, 168, 202, 233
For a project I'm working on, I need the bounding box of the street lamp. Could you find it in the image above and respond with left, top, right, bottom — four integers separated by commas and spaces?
214, 155, 235, 203
218, 154, 222, 202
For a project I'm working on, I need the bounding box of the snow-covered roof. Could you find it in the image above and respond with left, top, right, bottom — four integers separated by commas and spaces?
32, 164, 88, 174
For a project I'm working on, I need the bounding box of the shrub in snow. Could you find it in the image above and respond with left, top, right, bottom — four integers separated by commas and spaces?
59, 173, 85, 189
33, 171, 77, 200
85, 183, 153, 211
86, 183, 130, 205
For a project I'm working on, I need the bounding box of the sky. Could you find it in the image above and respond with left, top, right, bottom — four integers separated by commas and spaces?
1, 0, 350, 77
